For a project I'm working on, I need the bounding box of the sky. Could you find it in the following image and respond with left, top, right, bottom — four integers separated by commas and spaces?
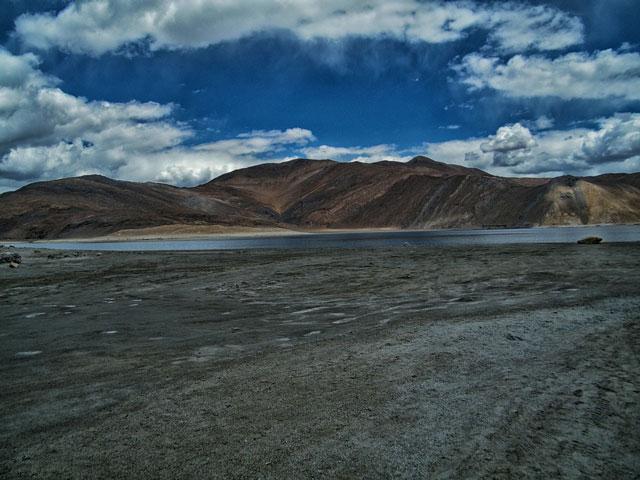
0, 0, 639, 192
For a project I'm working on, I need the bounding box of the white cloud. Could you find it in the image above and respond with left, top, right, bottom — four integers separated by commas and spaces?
456, 48, 640, 101
531, 115, 554, 131
0, 47, 187, 183
13, 0, 583, 56
423, 138, 488, 168
581, 113, 640, 164
486, 4, 584, 53
0, 47, 315, 190
425, 114, 640, 176
301, 144, 412, 163
480, 123, 536, 154
146, 129, 317, 185
0, 48, 51, 89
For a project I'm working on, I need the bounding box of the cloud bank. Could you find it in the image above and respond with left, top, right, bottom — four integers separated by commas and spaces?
14, 0, 584, 56
2, 40, 638, 192
456, 48, 640, 101
0, 47, 317, 191
425, 114, 640, 176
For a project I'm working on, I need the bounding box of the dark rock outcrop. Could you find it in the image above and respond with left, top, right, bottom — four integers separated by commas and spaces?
0, 252, 22, 263
577, 236, 603, 244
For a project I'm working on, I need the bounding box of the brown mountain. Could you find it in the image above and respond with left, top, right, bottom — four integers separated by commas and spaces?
1, 157, 640, 239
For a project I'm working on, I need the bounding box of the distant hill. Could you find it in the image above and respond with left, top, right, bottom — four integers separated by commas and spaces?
1, 157, 640, 239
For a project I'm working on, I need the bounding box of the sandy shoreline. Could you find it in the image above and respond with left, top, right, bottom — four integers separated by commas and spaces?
1, 243, 640, 478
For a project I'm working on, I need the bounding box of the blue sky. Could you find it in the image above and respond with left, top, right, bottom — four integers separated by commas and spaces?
1, 0, 639, 191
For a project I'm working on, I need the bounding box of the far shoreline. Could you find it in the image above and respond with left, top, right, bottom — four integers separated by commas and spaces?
2, 222, 639, 244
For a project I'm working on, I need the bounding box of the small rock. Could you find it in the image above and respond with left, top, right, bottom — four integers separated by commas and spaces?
9, 261, 19, 269
0, 252, 22, 264
577, 236, 602, 244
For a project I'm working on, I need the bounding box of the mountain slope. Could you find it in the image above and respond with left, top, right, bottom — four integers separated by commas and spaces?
1, 158, 640, 239
0, 175, 275, 239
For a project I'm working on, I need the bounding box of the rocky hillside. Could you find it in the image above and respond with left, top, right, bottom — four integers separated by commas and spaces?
1, 157, 640, 239
0, 175, 274, 239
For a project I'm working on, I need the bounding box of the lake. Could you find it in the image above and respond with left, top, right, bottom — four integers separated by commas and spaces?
6, 225, 640, 251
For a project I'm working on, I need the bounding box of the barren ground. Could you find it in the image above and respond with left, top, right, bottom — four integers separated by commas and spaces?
1, 244, 639, 478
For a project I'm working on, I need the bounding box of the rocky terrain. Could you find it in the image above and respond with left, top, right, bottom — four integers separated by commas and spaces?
1, 157, 640, 239
1, 243, 639, 478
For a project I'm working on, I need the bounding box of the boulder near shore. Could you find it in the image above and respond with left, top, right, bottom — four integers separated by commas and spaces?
577, 236, 603, 244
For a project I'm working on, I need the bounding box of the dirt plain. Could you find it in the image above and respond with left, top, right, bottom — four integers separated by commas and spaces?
1, 243, 639, 479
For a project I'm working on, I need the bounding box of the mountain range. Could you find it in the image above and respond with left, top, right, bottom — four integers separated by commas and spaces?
1, 156, 640, 239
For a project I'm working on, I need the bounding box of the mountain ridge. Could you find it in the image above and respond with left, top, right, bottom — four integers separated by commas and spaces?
1, 157, 640, 239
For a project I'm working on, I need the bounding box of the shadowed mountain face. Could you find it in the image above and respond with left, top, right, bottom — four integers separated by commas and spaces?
1, 157, 640, 239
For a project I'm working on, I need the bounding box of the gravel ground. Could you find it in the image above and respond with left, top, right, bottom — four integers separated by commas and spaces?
1, 243, 639, 479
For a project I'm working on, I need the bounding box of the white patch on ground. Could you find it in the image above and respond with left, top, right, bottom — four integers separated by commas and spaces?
103, 330, 118, 335
292, 306, 327, 315
304, 331, 322, 337
190, 345, 224, 362
25, 312, 45, 319
190, 344, 245, 362
332, 318, 354, 324
16, 351, 42, 357
148, 337, 165, 341
63, 305, 77, 308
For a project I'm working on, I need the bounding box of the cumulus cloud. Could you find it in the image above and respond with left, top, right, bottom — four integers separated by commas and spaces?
456, 48, 640, 101
13, 0, 583, 56
481, 123, 536, 153
425, 114, 640, 176
581, 113, 640, 164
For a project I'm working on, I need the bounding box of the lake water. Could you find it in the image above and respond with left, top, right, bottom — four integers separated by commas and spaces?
7, 225, 640, 251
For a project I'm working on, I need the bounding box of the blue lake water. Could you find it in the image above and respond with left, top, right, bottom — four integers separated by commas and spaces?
7, 225, 640, 251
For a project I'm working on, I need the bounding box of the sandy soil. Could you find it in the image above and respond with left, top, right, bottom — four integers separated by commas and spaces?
1, 243, 639, 478
49, 224, 305, 242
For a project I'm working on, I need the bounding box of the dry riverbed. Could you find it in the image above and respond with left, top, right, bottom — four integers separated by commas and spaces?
1, 244, 639, 478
